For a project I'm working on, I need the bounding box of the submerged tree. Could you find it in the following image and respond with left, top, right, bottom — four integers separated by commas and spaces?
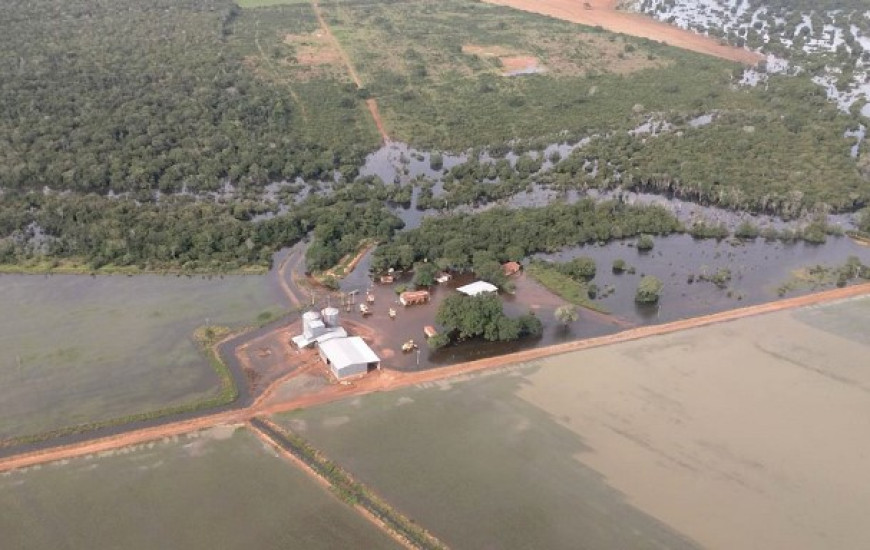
635, 275, 664, 304
554, 304, 579, 326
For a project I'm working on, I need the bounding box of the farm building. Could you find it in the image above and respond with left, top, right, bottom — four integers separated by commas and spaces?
502, 261, 522, 277
400, 290, 430, 306
292, 308, 347, 348
457, 281, 498, 296
318, 336, 380, 379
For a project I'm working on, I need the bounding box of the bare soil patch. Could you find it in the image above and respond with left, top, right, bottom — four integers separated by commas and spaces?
463, 35, 666, 78
500, 55, 542, 74
483, 0, 763, 65
463, 44, 545, 76
285, 31, 343, 68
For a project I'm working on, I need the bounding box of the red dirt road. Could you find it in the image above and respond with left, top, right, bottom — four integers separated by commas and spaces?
311, 1, 390, 143
1, 283, 868, 473
484, 0, 763, 65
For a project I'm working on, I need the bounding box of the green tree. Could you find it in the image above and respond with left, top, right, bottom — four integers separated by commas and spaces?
560, 257, 596, 281
635, 275, 664, 304
636, 234, 655, 251
436, 293, 528, 343
412, 261, 438, 287
427, 332, 450, 349
734, 220, 760, 239
555, 304, 579, 326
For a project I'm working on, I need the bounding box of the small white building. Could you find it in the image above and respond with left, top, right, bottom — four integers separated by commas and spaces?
456, 281, 498, 296
318, 336, 380, 379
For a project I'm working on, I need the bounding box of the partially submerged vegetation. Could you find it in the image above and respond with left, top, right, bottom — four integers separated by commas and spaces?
525, 261, 607, 313
372, 199, 682, 273
776, 256, 870, 296
431, 293, 542, 349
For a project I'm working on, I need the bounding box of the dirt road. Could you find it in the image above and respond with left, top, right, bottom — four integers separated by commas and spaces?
2, 282, 867, 473
484, 0, 763, 65
311, 1, 390, 143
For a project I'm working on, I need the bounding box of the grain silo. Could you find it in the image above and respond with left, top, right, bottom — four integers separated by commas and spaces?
321, 307, 340, 327
302, 310, 326, 340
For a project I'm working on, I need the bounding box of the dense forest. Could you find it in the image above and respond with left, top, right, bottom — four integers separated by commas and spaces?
371, 199, 683, 273
3, 0, 870, 273
0, 181, 404, 272
0, 0, 374, 194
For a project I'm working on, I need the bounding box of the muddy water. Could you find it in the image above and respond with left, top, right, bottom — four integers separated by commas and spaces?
0, 270, 287, 442
536, 234, 870, 324
330, 232, 870, 372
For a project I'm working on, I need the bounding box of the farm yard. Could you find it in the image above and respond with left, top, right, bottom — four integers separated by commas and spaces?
272, 295, 870, 550
0, 426, 401, 550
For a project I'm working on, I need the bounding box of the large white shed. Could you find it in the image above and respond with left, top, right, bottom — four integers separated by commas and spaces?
318, 336, 380, 379
456, 281, 498, 296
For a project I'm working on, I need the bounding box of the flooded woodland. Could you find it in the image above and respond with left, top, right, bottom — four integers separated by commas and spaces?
3, 137, 870, 445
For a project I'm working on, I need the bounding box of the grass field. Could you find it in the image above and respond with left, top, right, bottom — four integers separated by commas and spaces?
0, 426, 400, 549
237, 0, 309, 7
229, 1, 382, 151
273, 296, 870, 549
0, 274, 284, 443
322, 0, 751, 150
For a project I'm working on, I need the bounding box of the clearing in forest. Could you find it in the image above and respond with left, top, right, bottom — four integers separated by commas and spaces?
483, 0, 763, 65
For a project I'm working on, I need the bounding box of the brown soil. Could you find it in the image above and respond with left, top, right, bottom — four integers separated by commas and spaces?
501, 55, 542, 73
483, 0, 763, 65
285, 31, 342, 68
2, 283, 868, 473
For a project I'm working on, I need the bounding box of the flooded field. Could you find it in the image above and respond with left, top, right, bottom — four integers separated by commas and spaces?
0, 272, 285, 442
272, 295, 870, 550
0, 426, 399, 549
327, 232, 870, 372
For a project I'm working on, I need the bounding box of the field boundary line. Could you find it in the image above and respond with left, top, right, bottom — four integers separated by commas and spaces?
249, 419, 447, 550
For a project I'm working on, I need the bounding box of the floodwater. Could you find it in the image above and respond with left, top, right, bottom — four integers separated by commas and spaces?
328, 232, 870, 372
0, 426, 401, 550
273, 296, 870, 549
0, 268, 286, 442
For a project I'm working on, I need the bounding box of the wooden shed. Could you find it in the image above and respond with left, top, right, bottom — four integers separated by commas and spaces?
399, 290, 430, 306
502, 261, 522, 277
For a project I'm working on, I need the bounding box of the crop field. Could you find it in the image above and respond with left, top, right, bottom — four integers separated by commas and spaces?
273, 295, 870, 549
0, 274, 284, 444
0, 426, 400, 549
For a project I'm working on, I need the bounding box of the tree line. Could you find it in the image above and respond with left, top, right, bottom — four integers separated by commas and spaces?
371, 199, 683, 274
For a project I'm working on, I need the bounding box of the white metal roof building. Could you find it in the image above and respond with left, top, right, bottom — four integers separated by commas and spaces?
318, 336, 380, 379
456, 281, 498, 296
291, 327, 348, 349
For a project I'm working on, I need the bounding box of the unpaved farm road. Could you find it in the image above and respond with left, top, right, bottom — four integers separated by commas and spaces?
311, 0, 390, 143
484, 0, 763, 65
1, 283, 868, 473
